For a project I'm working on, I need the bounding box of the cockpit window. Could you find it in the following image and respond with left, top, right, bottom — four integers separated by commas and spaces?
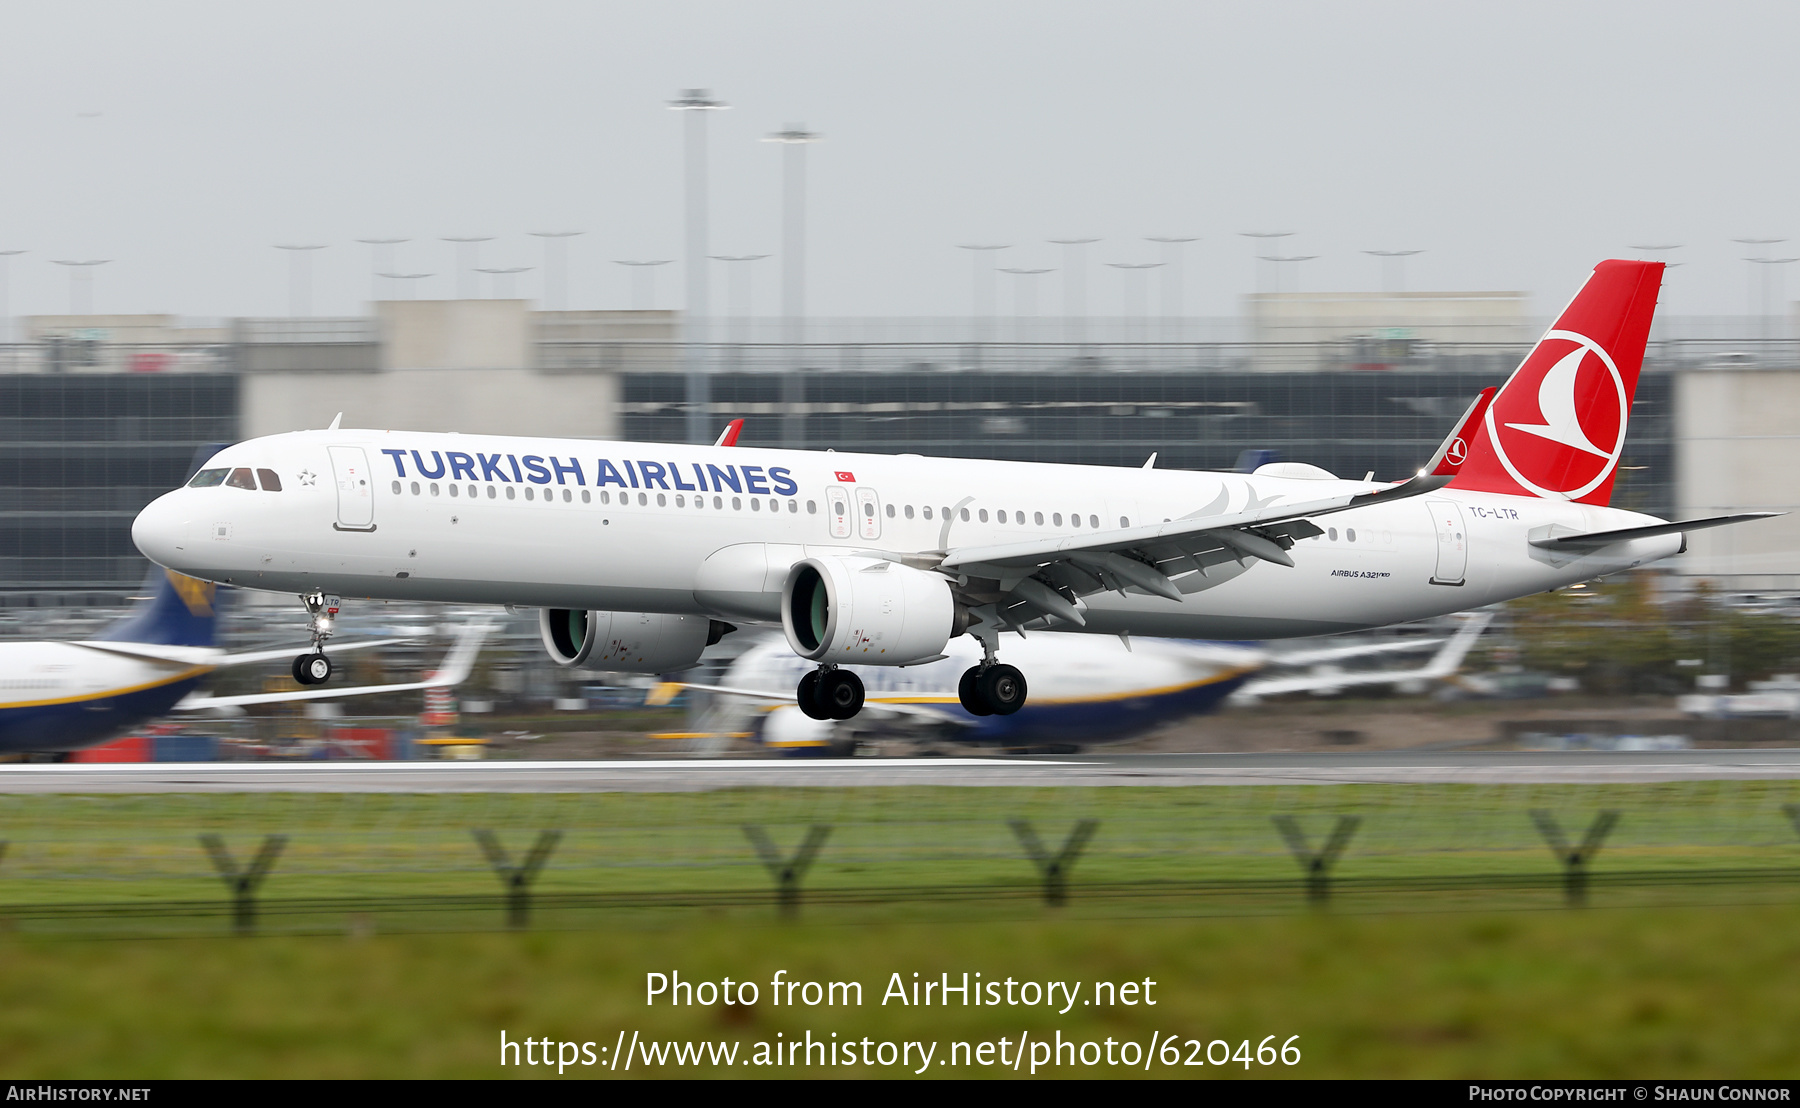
225, 468, 257, 490
188, 468, 228, 488
256, 468, 282, 492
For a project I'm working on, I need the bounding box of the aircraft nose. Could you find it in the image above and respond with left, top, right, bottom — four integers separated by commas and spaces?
132, 491, 189, 568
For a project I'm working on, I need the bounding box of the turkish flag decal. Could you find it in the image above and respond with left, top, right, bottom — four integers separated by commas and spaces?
834, 471, 856, 483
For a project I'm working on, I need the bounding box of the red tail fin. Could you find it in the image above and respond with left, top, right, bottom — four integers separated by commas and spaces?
1450, 259, 1662, 505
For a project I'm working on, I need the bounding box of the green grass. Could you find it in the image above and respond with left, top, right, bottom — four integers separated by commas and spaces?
3, 782, 1800, 910
3, 905, 1799, 1078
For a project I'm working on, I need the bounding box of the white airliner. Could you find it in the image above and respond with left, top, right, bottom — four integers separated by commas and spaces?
675, 612, 1490, 754
130, 260, 1773, 721
0, 567, 489, 753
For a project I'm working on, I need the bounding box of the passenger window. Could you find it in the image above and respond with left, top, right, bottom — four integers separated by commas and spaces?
806, 500, 817, 514
391, 480, 401, 495
600, 490, 609, 504
657, 493, 667, 507
771, 499, 780, 512
563, 489, 572, 503
675, 494, 685, 508
731, 497, 741, 510
257, 469, 282, 492
961, 508, 970, 521
1089, 515, 1099, 528
431, 483, 440, 496
506, 486, 516, 500
833, 499, 847, 516
997, 511, 1007, 524
487, 486, 497, 499
978, 509, 988, 522
187, 468, 228, 488
1034, 511, 1043, 525
715, 496, 724, 509
638, 492, 648, 506
226, 468, 257, 490
1119, 517, 1128, 527
751, 498, 761, 511
886, 503, 896, 518
582, 490, 591, 503
1347, 528, 1356, 542
448, 484, 459, 497
1071, 513, 1080, 527
525, 487, 534, 501
1329, 527, 1338, 541
788, 500, 798, 513
923, 506, 933, 520
411, 482, 421, 495
863, 502, 875, 517
904, 505, 914, 519
1053, 513, 1063, 526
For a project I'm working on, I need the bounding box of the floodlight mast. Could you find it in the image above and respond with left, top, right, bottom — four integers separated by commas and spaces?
1048, 238, 1099, 346
50, 259, 110, 316
711, 254, 770, 345
1362, 249, 1424, 294
377, 272, 433, 300
669, 88, 729, 444
0, 250, 25, 343
1735, 238, 1791, 340
956, 244, 1009, 343
441, 237, 494, 300
475, 266, 533, 299
528, 232, 584, 310
763, 124, 820, 350
615, 260, 673, 310
1238, 231, 1293, 294
1145, 236, 1198, 339
274, 244, 326, 316
356, 239, 408, 303
1106, 261, 1163, 344
999, 267, 1053, 341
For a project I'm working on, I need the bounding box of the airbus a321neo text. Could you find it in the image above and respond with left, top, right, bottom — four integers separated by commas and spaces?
131, 260, 1772, 721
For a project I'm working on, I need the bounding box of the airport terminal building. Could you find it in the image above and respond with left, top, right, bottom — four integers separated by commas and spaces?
0, 297, 1790, 603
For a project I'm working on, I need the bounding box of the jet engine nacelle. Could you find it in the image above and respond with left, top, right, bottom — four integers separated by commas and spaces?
538, 609, 730, 673
781, 556, 958, 666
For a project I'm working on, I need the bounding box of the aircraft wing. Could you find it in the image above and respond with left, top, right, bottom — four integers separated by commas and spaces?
672, 681, 976, 725
935, 472, 1450, 628
68, 637, 415, 669
170, 621, 491, 710
1267, 636, 1447, 667
1235, 611, 1492, 699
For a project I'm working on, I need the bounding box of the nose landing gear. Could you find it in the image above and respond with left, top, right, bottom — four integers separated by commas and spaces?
292, 591, 341, 687
797, 665, 865, 721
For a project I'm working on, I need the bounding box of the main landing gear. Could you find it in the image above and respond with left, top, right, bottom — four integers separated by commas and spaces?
291, 591, 340, 687
957, 629, 1028, 716
797, 665, 865, 721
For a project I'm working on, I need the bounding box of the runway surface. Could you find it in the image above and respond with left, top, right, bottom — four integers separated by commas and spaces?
6, 750, 1800, 792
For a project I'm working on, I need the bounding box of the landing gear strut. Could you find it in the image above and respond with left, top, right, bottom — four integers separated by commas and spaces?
956, 621, 1029, 716
797, 665, 864, 721
292, 591, 340, 687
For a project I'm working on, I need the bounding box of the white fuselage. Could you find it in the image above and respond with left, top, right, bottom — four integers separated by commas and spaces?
131, 430, 1681, 642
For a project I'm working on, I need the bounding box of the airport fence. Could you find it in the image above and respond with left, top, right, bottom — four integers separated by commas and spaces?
2, 781, 1800, 936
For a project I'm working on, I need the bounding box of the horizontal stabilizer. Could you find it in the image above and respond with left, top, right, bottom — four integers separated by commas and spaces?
1528, 512, 1783, 550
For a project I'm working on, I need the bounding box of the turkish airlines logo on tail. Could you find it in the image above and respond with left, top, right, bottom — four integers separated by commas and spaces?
1445, 438, 1467, 466
1485, 329, 1627, 501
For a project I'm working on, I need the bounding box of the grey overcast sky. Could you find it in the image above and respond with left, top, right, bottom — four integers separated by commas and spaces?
1, 0, 1795, 319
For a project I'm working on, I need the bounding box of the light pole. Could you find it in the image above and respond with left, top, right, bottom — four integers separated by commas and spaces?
378, 272, 434, 300
615, 260, 672, 310
476, 266, 533, 300
1145, 235, 1198, 339
956, 244, 1009, 343
711, 254, 769, 344
1258, 254, 1317, 295
763, 124, 821, 351
1048, 238, 1098, 345
50, 259, 109, 316
1106, 262, 1162, 344
1747, 256, 1800, 341
274, 244, 327, 316
669, 88, 729, 444
999, 268, 1052, 342
1239, 232, 1293, 294
0, 250, 24, 343
527, 231, 583, 310
1362, 249, 1424, 294
441, 237, 493, 300
355, 238, 408, 303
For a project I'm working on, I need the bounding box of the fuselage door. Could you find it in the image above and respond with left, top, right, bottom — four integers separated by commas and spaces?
826, 485, 853, 539
1425, 499, 1466, 585
328, 446, 376, 532
855, 487, 882, 540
